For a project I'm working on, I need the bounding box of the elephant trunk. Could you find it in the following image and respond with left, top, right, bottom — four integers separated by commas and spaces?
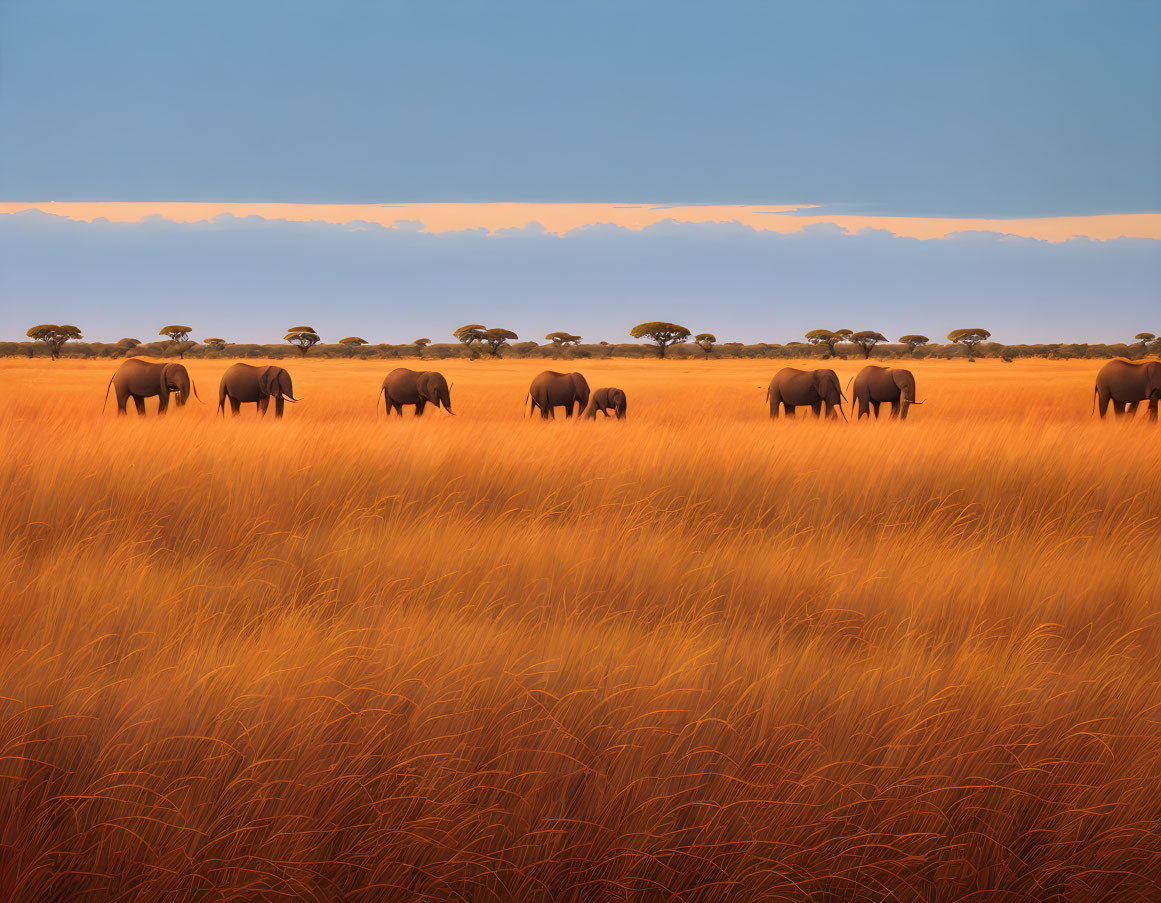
439, 383, 453, 413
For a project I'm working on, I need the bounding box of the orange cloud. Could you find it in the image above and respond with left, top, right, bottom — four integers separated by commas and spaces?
2, 201, 1158, 242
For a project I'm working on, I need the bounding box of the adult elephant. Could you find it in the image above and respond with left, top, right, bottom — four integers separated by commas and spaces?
379, 368, 453, 416
850, 366, 922, 420
1094, 359, 1161, 420
767, 368, 845, 419
527, 371, 590, 419
103, 358, 201, 415
584, 387, 627, 420
218, 363, 299, 417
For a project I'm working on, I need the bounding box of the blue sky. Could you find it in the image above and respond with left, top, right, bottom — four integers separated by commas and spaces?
0, 1, 1158, 341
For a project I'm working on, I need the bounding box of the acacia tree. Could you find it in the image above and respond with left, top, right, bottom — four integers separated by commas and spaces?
1135, 332, 1156, 356
159, 326, 194, 358
413, 338, 431, 358
849, 330, 887, 359
27, 324, 82, 360
203, 338, 226, 355
630, 322, 690, 358
285, 326, 321, 355
483, 328, 518, 357
454, 324, 487, 358
695, 333, 716, 358
546, 331, 582, 348
805, 329, 840, 358
339, 336, 368, 357
948, 328, 991, 362
899, 334, 929, 358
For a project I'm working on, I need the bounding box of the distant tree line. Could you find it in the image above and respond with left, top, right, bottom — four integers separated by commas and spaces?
7, 322, 1160, 361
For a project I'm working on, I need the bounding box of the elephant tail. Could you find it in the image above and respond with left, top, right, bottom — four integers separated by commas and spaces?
844, 374, 854, 397
191, 378, 204, 403
102, 375, 115, 413
1091, 384, 1098, 416
377, 387, 383, 413
524, 392, 532, 418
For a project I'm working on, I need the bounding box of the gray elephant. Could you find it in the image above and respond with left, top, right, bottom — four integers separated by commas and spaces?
1094, 359, 1161, 420
584, 387, 627, 420
379, 368, 453, 416
850, 366, 922, 419
767, 368, 846, 418
218, 363, 299, 417
103, 358, 201, 415
527, 370, 590, 419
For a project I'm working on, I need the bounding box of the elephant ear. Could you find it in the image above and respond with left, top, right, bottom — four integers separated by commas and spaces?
815, 370, 830, 396
892, 370, 911, 391
259, 367, 277, 396
159, 363, 176, 393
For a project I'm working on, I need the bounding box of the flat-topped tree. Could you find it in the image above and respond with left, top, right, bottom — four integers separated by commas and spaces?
630, 322, 690, 358
339, 337, 368, 357
1135, 333, 1156, 354
27, 324, 82, 360
948, 328, 991, 362
454, 324, 486, 358
413, 338, 431, 358
805, 329, 840, 358
695, 333, 716, 358
546, 331, 582, 348
849, 330, 887, 359
203, 338, 226, 351
159, 326, 194, 358
285, 326, 321, 355
899, 335, 929, 357
483, 328, 518, 357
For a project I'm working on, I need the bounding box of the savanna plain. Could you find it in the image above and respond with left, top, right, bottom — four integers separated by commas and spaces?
2, 357, 1160, 902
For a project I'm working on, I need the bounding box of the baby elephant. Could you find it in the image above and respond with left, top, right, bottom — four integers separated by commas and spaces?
584, 387, 627, 419
379, 368, 453, 416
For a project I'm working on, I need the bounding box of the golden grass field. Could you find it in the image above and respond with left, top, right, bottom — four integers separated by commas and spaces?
2, 356, 1160, 901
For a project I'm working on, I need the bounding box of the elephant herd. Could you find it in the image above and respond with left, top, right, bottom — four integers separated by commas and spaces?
101, 358, 1161, 422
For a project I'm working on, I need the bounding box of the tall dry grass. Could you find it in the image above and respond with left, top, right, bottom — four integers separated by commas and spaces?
1, 357, 1159, 901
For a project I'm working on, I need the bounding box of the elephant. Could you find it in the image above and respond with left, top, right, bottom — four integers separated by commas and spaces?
218, 363, 299, 417
378, 368, 454, 416
1094, 359, 1161, 420
766, 368, 846, 418
583, 387, 627, 420
103, 358, 201, 415
849, 366, 922, 419
527, 371, 590, 419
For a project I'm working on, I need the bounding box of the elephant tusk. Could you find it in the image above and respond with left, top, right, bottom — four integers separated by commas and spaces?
282, 395, 299, 403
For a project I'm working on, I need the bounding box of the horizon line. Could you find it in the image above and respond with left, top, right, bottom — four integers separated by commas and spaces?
4, 201, 1161, 242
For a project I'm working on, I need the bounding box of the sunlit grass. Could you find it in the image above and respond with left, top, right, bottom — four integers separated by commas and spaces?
2, 356, 1159, 901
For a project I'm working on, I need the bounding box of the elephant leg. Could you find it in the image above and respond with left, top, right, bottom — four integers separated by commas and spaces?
1113, 402, 1126, 418
393, 402, 404, 416
784, 404, 795, 418
258, 396, 269, 416
889, 401, 900, 419
275, 396, 285, 418
1126, 400, 1140, 416
1097, 392, 1110, 418
132, 396, 146, 416
157, 393, 169, 416
810, 401, 822, 417
872, 402, 881, 418
229, 396, 241, 416
415, 399, 427, 416
1148, 400, 1159, 422
564, 401, 574, 417
116, 388, 129, 416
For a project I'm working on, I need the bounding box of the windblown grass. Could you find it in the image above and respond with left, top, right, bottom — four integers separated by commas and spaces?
2, 357, 1159, 901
